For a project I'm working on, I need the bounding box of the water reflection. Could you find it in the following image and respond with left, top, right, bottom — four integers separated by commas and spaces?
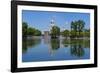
22, 37, 41, 53
22, 38, 27, 53
62, 39, 70, 47
70, 39, 85, 57
50, 38, 60, 50
70, 44, 84, 57
62, 39, 89, 57
22, 37, 90, 61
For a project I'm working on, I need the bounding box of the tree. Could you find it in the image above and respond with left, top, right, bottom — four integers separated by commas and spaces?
71, 21, 78, 37
22, 22, 28, 37
84, 29, 90, 37
70, 30, 76, 38
61, 30, 69, 38
34, 29, 41, 36
50, 26, 60, 38
22, 22, 42, 36
77, 20, 85, 37
27, 27, 42, 36
70, 20, 85, 37
27, 27, 35, 36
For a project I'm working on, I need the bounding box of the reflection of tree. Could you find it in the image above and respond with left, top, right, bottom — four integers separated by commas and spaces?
48, 38, 60, 56
22, 38, 41, 53
70, 39, 90, 48
27, 38, 41, 48
84, 39, 90, 48
22, 38, 27, 53
61, 38, 90, 48
71, 44, 85, 57
62, 39, 70, 47
50, 38, 60, 50
70, 39, 85, 57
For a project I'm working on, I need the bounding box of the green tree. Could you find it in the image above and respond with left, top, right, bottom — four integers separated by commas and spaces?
22, 22, 41, 36
61, 30, 69, 38
71, 21, 78, 37
34, 29, 41, 36
27, 27, 41, 36
22, 22, 28, 37
51, 26, 60, 38
84, 29, 90, 37
27, 27, 35, 36
70, 30, 76, 37
71, 20, 85, 37
77, 20, 85, 37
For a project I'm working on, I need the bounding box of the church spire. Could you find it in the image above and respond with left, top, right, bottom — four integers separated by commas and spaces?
49, 16, 56, 31
50, 17, 55, 27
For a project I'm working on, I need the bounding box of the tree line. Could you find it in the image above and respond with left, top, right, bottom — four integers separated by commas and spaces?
22, 20, 90, 38
22, 22, 41, 37
50, 20, 90, 38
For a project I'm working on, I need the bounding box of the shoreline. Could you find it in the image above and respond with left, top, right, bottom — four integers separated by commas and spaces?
26, 36, 90, 40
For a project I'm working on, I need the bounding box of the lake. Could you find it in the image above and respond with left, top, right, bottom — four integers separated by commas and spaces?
22, 36, 90, 62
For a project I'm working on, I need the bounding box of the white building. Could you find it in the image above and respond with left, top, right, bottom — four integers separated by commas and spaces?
50, 18, 56, 31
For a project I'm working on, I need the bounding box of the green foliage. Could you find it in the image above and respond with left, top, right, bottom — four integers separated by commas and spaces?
71, 21, 77, 32
70, 30, 76, 37
22, 20, 89, 38
77, 20, 85, 36
84, 32, 90, 37
27, 27, 35, 35
51, 26, 60, 38
70, 20, 85, 37
22, 22, 41, 36
77, 20, 85, 32
27, 27, 41, 36
34, 29, 41, 36
84, 29, 90, 37
71, 21, 78, 37
61, 30, 69, 37
22, 22, 28, 37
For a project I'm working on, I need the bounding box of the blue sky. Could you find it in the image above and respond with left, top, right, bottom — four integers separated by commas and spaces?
22, 10, 90, 32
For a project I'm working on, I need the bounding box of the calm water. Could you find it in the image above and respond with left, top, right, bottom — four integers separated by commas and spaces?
22, 36, 90, 62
